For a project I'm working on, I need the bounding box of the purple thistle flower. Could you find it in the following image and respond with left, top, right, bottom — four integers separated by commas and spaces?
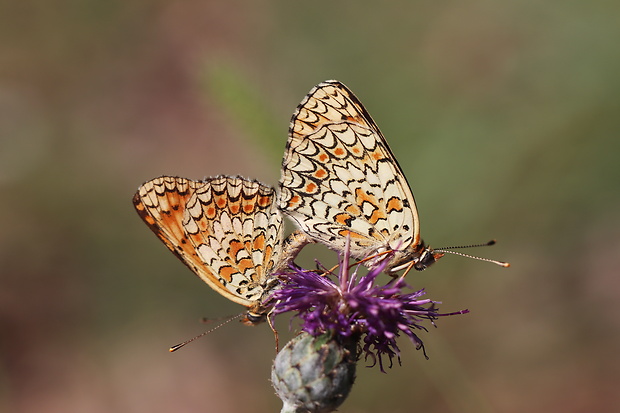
272, 239, 469, 372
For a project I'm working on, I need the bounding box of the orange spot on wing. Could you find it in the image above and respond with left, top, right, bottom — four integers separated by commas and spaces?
355, 188, 379, 205
335, 213, 353, 226
253, 234, 265, 250
387, 198, 403, 212
243, 203, 255, 213
257, 195, 272, 207
368, 208, 387, 224
305, 182, 317, 193
217, 198, 226, 208
319, 153, 329, 162
334, 147, 345, 156
263, 245, 273, 269
315, 169, 327, 178
345, 204, 361, 216
206, 207, 216, 218
337, 230, 367, 240
288, 195, 301, 208
371, 150, 383, 160
237, 258, 254, 272
219, 266, 236, 282
229, 240, 244, 259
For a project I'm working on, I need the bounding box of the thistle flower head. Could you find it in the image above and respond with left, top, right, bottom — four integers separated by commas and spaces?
272, 241, 468, 371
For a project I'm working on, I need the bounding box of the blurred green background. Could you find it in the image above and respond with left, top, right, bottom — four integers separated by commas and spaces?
1, 1, 619, 412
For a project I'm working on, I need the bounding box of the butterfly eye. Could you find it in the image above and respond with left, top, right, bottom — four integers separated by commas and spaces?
413, 249, 441, 271
243, 312, 267, 325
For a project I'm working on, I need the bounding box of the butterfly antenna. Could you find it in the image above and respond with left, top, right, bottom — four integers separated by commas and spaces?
169, 314, 242, 352
200, 315, 234, 324
435, 239, 498, 250
434, 240, 510, 268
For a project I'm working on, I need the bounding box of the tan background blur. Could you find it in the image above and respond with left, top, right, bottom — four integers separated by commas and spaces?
1, 1, 619, 412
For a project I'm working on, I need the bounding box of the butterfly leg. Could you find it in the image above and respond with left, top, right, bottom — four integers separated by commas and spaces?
276, 230, 315, 272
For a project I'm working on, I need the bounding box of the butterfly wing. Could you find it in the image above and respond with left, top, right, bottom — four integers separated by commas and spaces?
279, 80, 420, 259
133, 176, 284, 308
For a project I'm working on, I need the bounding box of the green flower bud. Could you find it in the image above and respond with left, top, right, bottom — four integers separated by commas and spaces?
272, 332, 358, 413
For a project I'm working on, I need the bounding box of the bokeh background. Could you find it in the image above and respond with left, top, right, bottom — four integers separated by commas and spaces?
2, 1, 619, 412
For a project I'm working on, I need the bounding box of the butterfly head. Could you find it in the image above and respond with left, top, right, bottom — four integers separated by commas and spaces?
387, 240, 511, 274
412, 248, 445, 271
241, 299, 275, 326
386, 242, 445, 273
240, 310, 268, 326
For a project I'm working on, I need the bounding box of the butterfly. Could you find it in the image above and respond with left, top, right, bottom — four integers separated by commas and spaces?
278, 80, 445, 273
133, 175, 306, 325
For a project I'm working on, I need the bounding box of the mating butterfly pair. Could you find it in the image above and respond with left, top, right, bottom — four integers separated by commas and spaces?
134, 80, 481, 325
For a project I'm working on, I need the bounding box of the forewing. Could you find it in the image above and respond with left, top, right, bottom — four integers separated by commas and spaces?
279, 80, 419, 258
133, 176, 210, 277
